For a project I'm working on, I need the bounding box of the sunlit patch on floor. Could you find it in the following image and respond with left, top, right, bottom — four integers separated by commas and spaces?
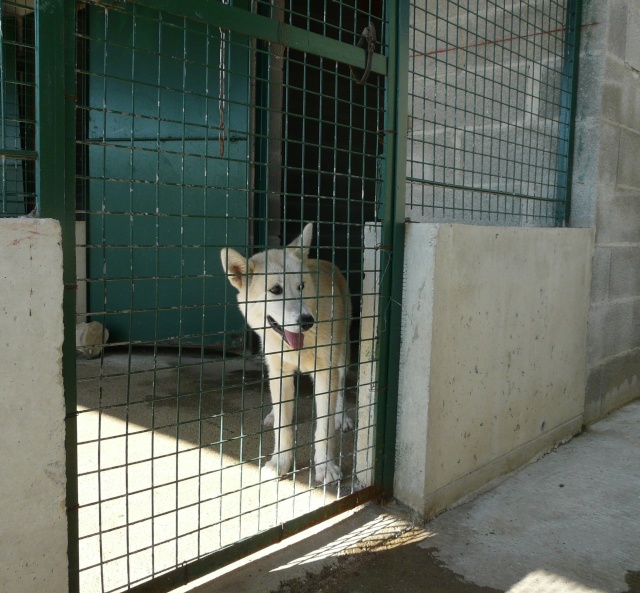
272, 512, 434, 571
506, 570, 608, 593
77, 401, 343, 592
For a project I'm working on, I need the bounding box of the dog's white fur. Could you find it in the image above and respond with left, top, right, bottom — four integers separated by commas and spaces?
221, 223, 352, 484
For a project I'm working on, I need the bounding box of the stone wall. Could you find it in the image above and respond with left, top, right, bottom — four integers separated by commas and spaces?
571, 0, 640, 421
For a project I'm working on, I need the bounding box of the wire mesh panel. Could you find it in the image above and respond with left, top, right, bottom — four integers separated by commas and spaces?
73, 1, 386, 590
0, 0, 36, 216
254, 0, 387, 54
407, 0, 577, 225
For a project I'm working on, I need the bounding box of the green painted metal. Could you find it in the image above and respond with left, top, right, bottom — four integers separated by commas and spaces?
375, 0, 408, 499
116, 0, 387, 78
251, 31, 270, 249
82, 2, 248, 345
558, 0, 583, 226
71, 2, 386, 591
64, 0, 81, 586
34, 0, 80, 591
35, 1, 66, 220
0, 147, 37, 158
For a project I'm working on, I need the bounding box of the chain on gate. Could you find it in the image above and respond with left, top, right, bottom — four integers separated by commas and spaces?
218, 2, 228, 157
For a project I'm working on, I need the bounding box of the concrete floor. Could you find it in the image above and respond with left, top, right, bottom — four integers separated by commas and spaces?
176, 399, 640, 593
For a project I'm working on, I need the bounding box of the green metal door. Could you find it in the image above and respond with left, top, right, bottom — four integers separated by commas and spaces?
83, 4, 248, 345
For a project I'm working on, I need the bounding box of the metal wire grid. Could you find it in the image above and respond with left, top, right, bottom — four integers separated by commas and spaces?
253, 0, 387, 55
407, 0, 574, 225
276, 46, 384, 269
0, 0, 36, 216
73, 1, 384, 590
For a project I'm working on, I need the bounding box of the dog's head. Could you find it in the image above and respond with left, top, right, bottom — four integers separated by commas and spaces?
221, 223, 315, 349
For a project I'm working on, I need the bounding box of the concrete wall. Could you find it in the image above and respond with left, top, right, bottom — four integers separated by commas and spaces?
0, 219, 68, 593
394, 223, 594, 518
571, 0, 640, 422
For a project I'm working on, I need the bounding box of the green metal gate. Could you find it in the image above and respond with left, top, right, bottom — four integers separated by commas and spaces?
69, 1, 401, 592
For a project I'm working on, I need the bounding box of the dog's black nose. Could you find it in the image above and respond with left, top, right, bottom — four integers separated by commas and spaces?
300, 314, 314, 332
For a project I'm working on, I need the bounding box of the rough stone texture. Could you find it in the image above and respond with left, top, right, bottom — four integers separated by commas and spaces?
572, 0, 640, 423
589, 246, 611, 304
0, 218, 67, 593
617, 129, 640, 188
624, 0, 640, 71
587, 299, 640, 365
595, 188, 640, 245
609, 247, 640, 299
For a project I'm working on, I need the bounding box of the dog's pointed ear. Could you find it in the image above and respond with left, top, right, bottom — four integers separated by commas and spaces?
288, 222, 314, 260
221, 248, 252, 291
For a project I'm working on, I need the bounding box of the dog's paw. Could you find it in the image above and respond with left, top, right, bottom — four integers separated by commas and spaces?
335, 413, 354, 432
315, 460, 342, 484
263, 410, 274, 428
261, 455, 291, 480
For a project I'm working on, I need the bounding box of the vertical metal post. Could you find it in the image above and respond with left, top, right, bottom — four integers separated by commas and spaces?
557, 0, 583, 226
375, 0, 409, 499
36, 0, 79, 590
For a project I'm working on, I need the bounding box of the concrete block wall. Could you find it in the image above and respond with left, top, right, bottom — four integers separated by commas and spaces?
571, 0, 640, 422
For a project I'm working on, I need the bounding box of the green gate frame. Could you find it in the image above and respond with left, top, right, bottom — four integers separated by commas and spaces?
34, 1, 408, 591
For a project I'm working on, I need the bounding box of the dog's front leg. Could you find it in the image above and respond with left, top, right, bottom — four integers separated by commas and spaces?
313, 369, 342, 484
335, 365, 354, 432
262, 356, 295, 479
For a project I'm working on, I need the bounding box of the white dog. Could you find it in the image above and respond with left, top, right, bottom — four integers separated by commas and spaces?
221, 223, 352, 484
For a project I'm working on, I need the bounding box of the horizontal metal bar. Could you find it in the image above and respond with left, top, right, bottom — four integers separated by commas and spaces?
83, 136, 247, 143
406, 177, 563, 204
113, 0, 387, 76
0, 148, 38, 160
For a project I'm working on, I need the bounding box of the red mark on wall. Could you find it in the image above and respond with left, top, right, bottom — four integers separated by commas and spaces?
411, 21, 600, 59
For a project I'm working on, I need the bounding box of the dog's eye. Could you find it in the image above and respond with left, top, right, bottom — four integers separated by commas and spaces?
269, 285, 282, 295
298, 283, 305, 292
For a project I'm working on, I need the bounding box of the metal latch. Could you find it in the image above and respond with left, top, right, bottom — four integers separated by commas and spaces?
350, 22, 377, 85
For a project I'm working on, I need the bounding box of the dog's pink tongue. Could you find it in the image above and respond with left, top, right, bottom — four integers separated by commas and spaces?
284, 330, 304, 350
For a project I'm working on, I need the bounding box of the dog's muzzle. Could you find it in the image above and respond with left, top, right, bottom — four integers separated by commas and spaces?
267, 315, 314, 350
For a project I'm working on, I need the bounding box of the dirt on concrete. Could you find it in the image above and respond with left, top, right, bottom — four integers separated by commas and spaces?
270, 544, 502, 593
